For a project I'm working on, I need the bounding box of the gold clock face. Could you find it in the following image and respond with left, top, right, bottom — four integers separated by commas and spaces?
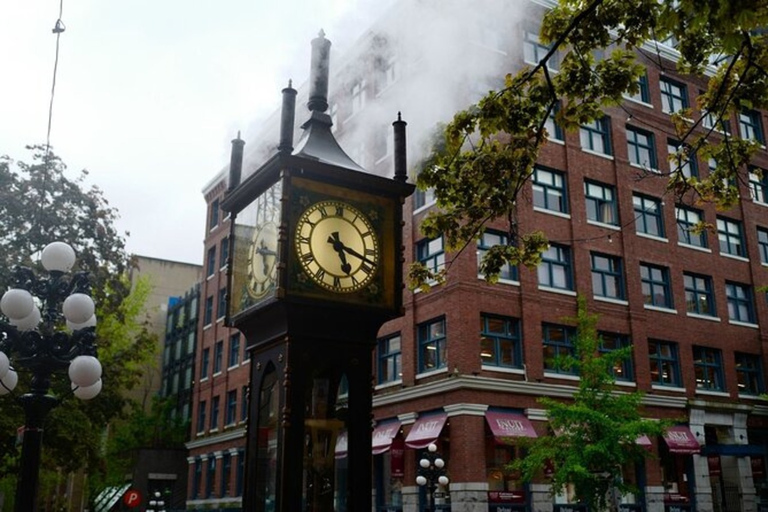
295, 200, 379, 293
247, 220, 278, 299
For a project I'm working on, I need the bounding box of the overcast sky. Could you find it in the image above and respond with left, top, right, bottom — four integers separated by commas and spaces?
0, 1, 394, 265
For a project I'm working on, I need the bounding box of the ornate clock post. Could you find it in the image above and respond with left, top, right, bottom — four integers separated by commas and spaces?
222, 32, 413, 512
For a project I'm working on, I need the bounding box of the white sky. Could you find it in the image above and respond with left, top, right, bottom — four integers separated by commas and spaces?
0, 0, 392, 265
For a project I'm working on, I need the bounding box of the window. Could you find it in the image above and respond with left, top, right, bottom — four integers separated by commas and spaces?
414, 187, 436, 209
599, 332, 633, 381
418, 318, 446, 373
351, 79, 367, 116
749, 168, 768, 204
375, 56, 397, 94
717, 217, 745, 257
206, 246, 217, 277
197, 401, 207, 433
206, 457, 216, 498
693, 346, 725, 391
226, 389, 237, 425
210, 396, 220, 430
477, 230, 518, 281
580, 117, 612, 155
523, 30, 559, 71
201, 348, 210, 380
213, 341, 224, 374
538, 244, 573, 290
660, 78, 688, 114
228, 333, 240, 368
739, 110, 765, 144
633, 194, 664, 238
236, 449, 246, 496
533, 166, 568, 214
591, 253, 624, 300
221, 452, 232, 497
584, 180, 618, 225
726, 281, 756, 324
203, 296, 213, 326
192, 459, 202, 498
241, 385, 249, 421
544, 102, 563, 141
736, 353, 764, 395
702, 102, 731, 133
220, 237, 230, 268
377, 334, 402, 384
676, 206, 707, 248
648, 340, 681, 386
209, 198, 220, 230
667, 140, 698, 177
684, 273, 716, 316
217, 288, 227, 320
758, 227, 768, 264
417, 236, 445, 273
626, 126, 657, 168
640, 263, 672, 308
542, 324, 576, 375
626, 71, 650, 104
480, 315, 522, 368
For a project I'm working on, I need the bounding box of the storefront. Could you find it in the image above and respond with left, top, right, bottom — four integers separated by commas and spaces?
660, 426, 699, 512
405, 411, 450, 511
373, 420, 405, 512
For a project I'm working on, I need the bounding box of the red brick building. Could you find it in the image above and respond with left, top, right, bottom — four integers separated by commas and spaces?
187, 2, 768, 511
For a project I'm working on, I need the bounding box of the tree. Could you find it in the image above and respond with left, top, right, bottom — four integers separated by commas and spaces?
410, 0, 768, 286
511, 297, 666, 511
0, 146, 157, 508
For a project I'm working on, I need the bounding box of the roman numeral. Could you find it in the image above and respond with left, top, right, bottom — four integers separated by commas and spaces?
335, 205, 344, 217
333, 276, 342, 289
365, 248, 376, 257
298, 235, 311, 245
359, 263, 373, 275
314, 268, 326, 281
319, 206, 329, 218
301, 252, 315, 263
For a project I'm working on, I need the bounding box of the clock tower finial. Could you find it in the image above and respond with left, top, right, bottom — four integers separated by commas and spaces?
307, 29, 331, 113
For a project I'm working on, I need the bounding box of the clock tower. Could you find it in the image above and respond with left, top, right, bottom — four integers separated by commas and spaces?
221, 31, 414, 512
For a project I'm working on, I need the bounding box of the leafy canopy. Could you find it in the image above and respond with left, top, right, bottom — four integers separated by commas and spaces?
411, 0, 768, 286
511, 297, 666, 511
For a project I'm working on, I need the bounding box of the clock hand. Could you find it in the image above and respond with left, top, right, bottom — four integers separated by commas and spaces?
340, 245, 376, 267
327, 232, 352, 274
257, 240, 276, 275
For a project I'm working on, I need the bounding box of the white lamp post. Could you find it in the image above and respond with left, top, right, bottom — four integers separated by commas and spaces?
0, 242, 102, 512
416, 443, 449, 512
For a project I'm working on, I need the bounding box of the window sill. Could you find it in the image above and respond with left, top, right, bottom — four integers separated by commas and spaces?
636, 232, 668, 243
413, 280, 443, 294
738, 393, 768, 401
615, 380, 637, 388
644, 305, 677, 314
219, 265, 228, 272
416, 367, 448, 379
729, 320, 759, 329
720, 252, 749, 263
227, 364, 240, 371
651, 384, 686, 393
213, 371, 222, 378
533, 207, 571, 219
206, 274, 215, 281
375, 379, 403, 391
581, 148, 614, 160
481, 365, 525, 375
203, 323, 212, 331
629, 162, 661, 174
209, 428, 219, 434
587, 220, 621, 231
543, 372, 580, 381
677, 242, 711, 253
477, 275, 520, 286
594, 296, 629, 306
623, 96, 653, 108
217, 317, 225, 324
686, 313, 720, 322
695, 389, 729, 397
413, 202, 436, 216
200, 377, 209, 383
538, 286, 577, 297
547, 137, 565, 145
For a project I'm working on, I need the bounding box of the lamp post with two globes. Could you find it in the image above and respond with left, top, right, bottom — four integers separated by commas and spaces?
416, 443, 449, 512
0, 242, 103, 512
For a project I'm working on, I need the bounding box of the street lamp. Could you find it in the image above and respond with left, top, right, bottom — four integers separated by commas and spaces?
416, 443, 449, 512
0, 241, 102, 512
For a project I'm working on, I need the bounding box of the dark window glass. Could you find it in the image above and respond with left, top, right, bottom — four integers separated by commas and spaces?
693, 346, 725, 391
542, 323, 577, 374
684, 273, 716, 316
648, 340, 680, 386
418, 318, 447, 373
538, 244, 573, 290
377, 334, 402, 384
481, 315, 522, 368
640, 263, 672, 308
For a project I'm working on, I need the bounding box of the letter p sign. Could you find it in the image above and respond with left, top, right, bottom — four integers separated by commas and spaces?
123, 489, 142, 508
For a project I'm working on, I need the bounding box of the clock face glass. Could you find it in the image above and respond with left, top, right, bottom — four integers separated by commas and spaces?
230, 180, 282, 317
295, 200, 379, 293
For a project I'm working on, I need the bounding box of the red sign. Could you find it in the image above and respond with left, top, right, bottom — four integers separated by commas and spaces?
663, 426, 700, 454
123, 489, 142, 508
488, 491, 527, 504
390, 437, 405, 478
752, 456, 765, 479
707, 455, 721, 477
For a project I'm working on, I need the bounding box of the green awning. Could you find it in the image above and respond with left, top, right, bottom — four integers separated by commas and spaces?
93, 483, 131, 512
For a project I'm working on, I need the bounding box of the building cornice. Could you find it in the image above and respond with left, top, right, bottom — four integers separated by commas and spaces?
185, 427, 245, 450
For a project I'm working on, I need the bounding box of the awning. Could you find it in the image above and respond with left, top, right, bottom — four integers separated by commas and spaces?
405, 412, 447, 449
372, 420, 401, 455
485, 410, 537, 443
663, 426, 701, 454
93, 483, 131, 512
335, 430, 348, 459
636, 434, 652, 449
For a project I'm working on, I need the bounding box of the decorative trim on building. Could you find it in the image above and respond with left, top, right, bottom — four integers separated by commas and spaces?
185, 427, 245, 450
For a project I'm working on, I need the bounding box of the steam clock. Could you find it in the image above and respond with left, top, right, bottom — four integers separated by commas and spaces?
222, 32, 414, 512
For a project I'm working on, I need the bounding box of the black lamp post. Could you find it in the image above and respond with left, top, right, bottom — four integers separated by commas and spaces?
0, 242, 103, 512
147, 490, 167, 512
416, 443, 449, 512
